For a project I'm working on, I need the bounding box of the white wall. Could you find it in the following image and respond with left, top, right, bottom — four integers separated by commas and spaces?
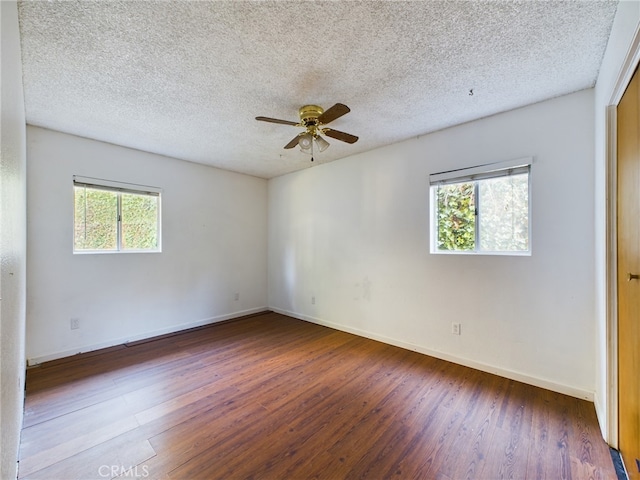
26, 127, 268, 363
269, 89, 596, 399
1, 1, 28, 479
593, 1, 640, 443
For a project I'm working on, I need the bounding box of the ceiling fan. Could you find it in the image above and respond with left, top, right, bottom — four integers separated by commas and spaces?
256, 103, 358, 161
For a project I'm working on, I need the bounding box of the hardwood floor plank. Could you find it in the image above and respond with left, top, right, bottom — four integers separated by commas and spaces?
158, 339, 392, 478
477, 380, 535, 479
433, 373, 508, 480
346, 367, 457, 478
19, 312, 616, 480
23, 374, 123, 428
526, 386, 554, 479
218, 346, 427, 480
140, 347, 365, 475
22, 436, 156, 480
570, 393, 617, 480
20, 396, 133, 459
290, 360, 470, 478
19, 416, 140, 477
546, 390, 577, 480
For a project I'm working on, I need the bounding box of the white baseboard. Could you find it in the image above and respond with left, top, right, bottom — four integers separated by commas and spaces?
271, 307, 594, 402
27, 307, 268, 366
593, 393, 610, 444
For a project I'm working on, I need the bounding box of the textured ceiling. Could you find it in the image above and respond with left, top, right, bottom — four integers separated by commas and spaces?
17, 0, 618, 179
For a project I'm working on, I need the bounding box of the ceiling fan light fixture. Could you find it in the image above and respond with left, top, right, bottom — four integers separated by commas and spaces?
298, 132, 313, 152
315, 134, 330, 152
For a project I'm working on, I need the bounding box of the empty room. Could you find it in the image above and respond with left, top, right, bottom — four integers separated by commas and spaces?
2, 1, 639, 479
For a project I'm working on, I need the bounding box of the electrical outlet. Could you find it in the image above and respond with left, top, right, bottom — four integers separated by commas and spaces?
311, 296, 316, 305
234, 293, 240, 301
70, 318, 80, 330
451, 322, 461, 335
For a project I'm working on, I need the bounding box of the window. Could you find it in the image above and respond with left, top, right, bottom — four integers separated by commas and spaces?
430, 158, 531, 255
73, 176, 161, 253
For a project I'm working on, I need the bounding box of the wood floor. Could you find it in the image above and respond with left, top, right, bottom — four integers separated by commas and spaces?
19, 312, 616, 480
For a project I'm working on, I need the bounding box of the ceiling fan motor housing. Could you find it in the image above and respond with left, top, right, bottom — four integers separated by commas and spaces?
299, 105, 324, 126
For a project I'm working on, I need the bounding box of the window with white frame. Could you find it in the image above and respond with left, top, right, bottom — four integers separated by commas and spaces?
73, 176, 161, 253
429, 158, 531, 255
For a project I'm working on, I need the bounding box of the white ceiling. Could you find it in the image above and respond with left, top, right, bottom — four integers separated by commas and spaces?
17, 0, 618, 179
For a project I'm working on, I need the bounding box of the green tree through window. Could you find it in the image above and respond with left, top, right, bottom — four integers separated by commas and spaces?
74, 182, 160, 253
121, 192, 159, 250
478, 174, 529, 252
74, 188, 118, 250
436, 182, 476, 251
431, 162, 530, 255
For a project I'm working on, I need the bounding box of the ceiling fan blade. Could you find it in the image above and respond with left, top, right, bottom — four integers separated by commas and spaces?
323, 128, 358, 144
284, 135, 301, 149
256, 116, 299, 126
317, 103, 350, 124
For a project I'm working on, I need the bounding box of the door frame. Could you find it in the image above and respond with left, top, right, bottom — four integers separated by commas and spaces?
606, 22, 640, 449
